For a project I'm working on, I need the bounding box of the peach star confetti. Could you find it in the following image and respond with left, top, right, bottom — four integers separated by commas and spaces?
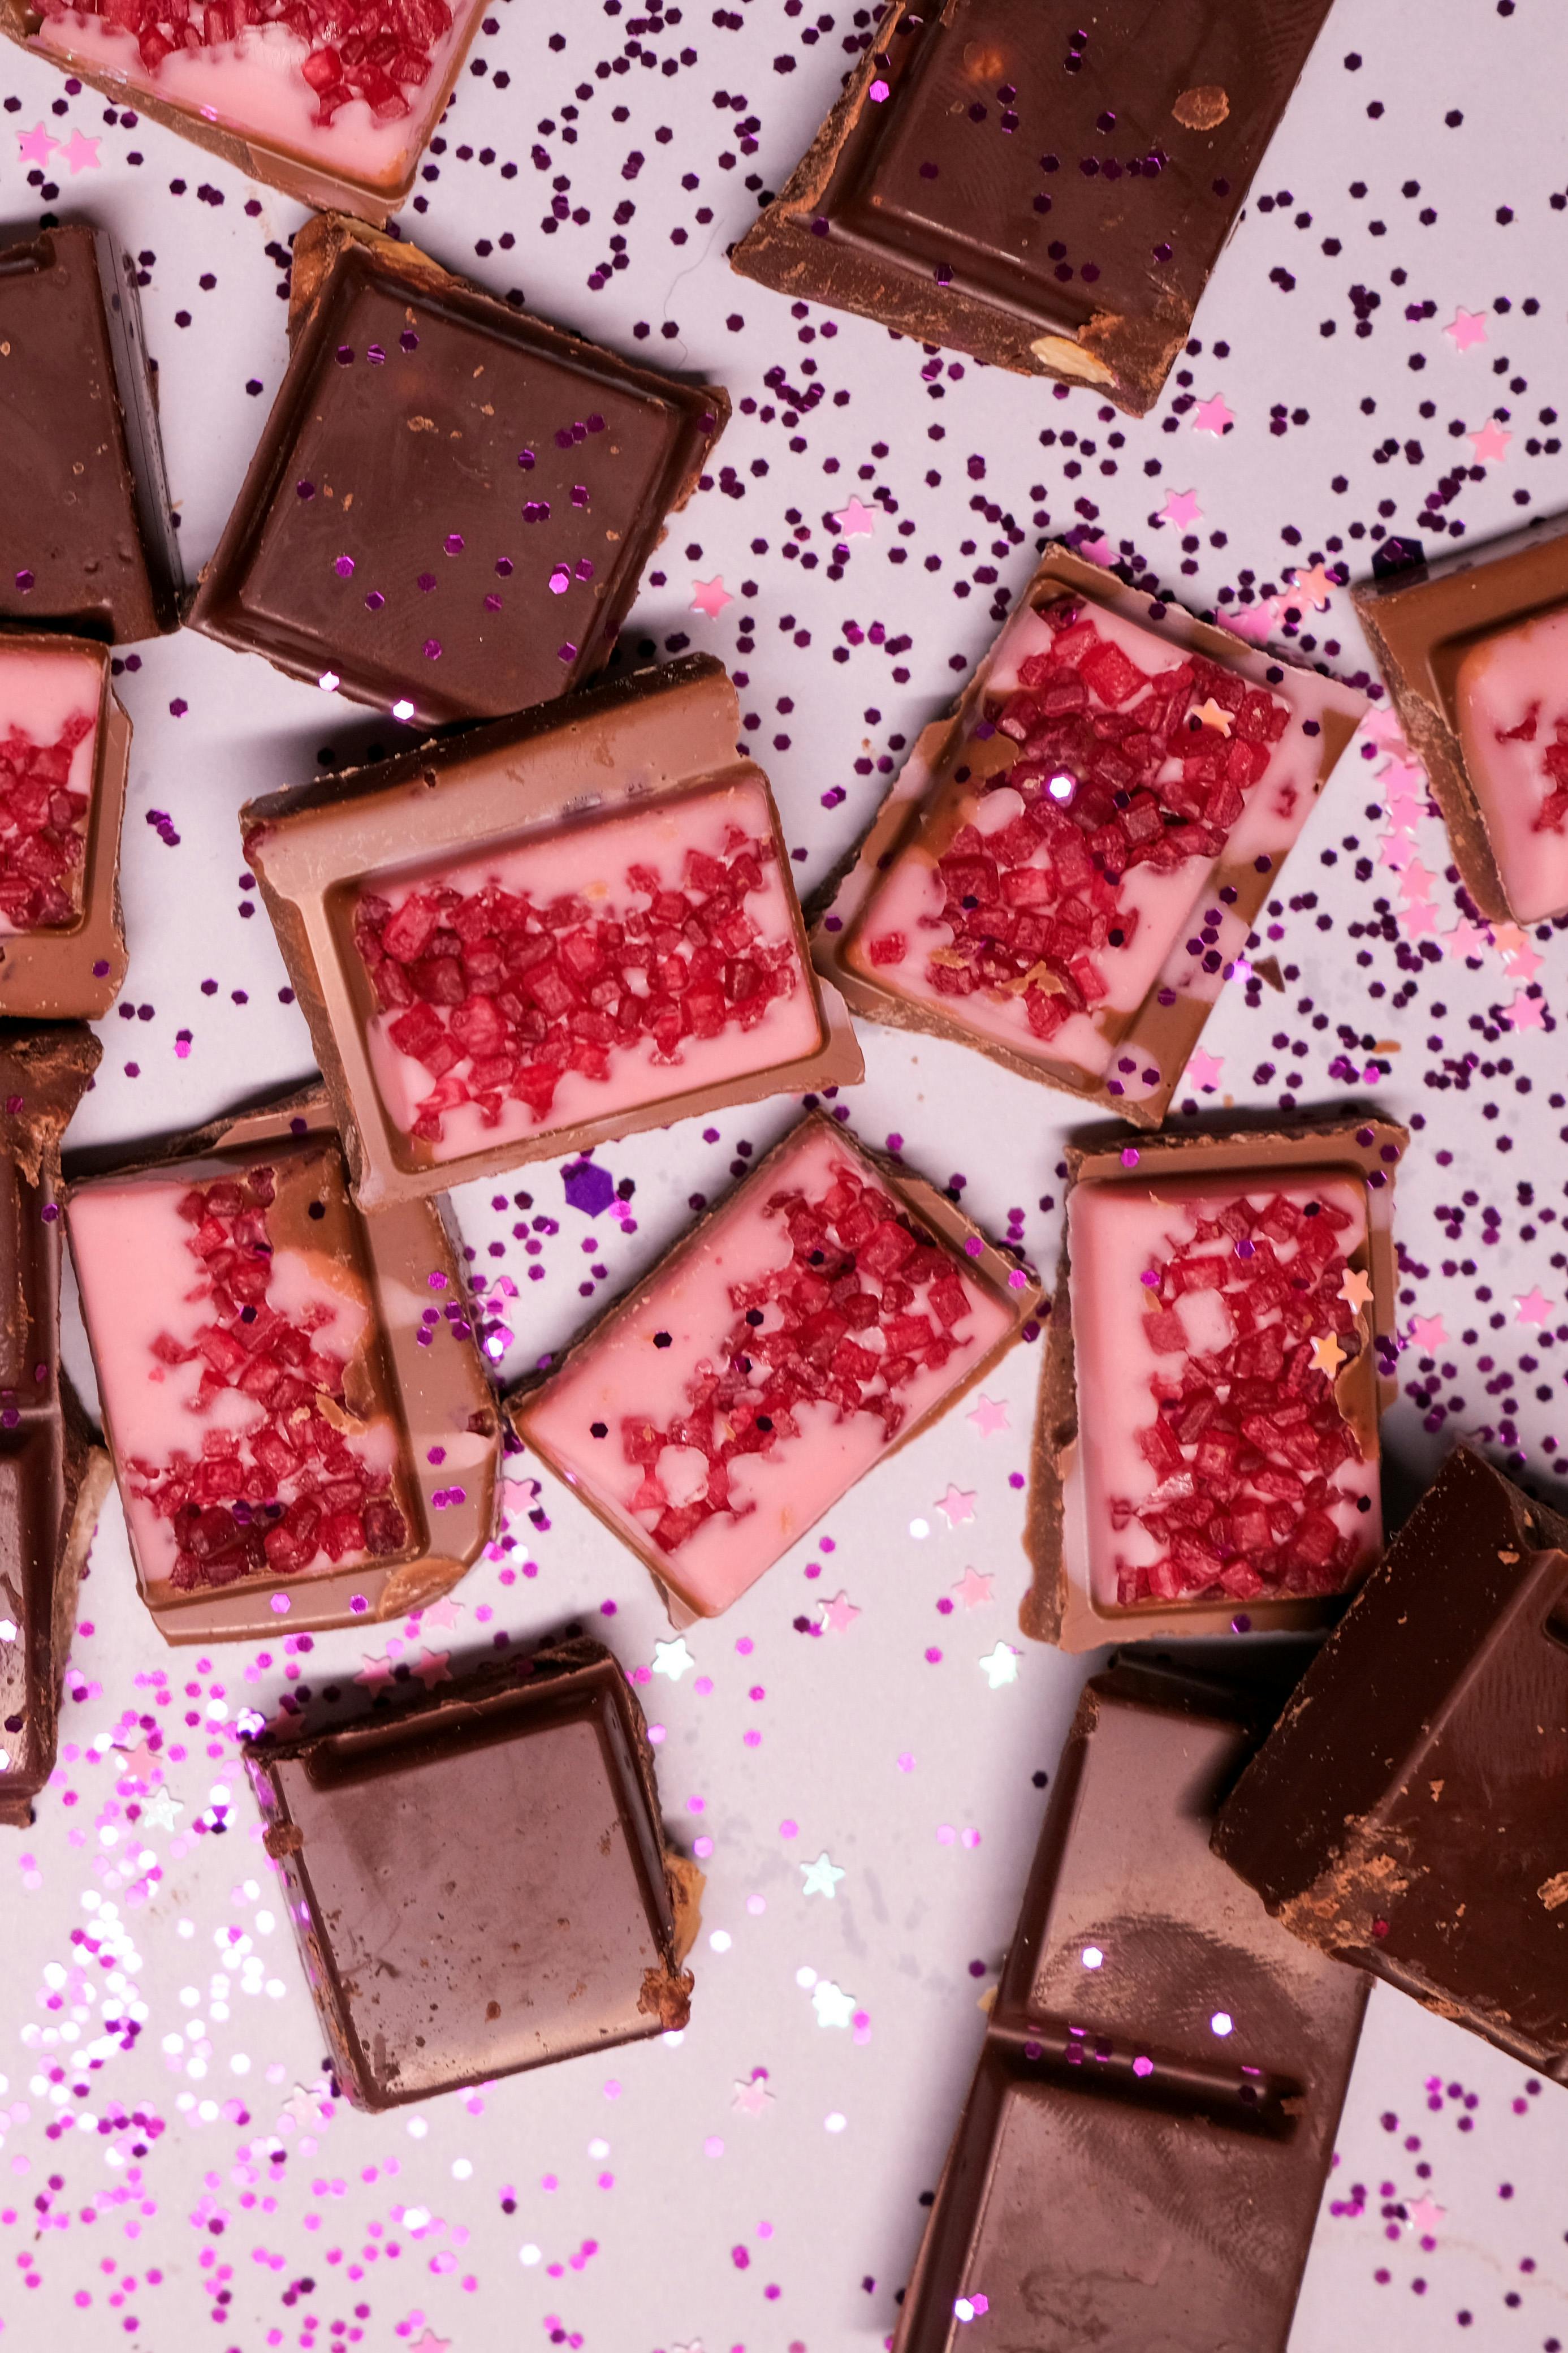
951, 1566, 994, 1610
1506, 990, 1546, 1031
966, 1394, 1009, 1437
1514, 1287, 1553, 1326
818, 1589, 861, 1634
652, 1636, 697, 1681
979, 1643, 1020, 1689
1281, 561, 1334, 613
831, 496, 875, 537
16, 123, 56, 164
732, 2070, 774, 2115
1157, 487, 1203, 527
1338, 1268, 1374, 1313
800, 1851, 845, 1898
1183, 1046, 1224, 1093
1494, 924, 1543, 980
59, 129, 100, 172
1444, 309, 1488, 352
1310, 1333, 1346, 1378
1192, 393, 1234, 436
1467, 417, 1511, 464
1190, 696, 1233, 735
935, 1484, 977, 1527
689, 575, 732, 618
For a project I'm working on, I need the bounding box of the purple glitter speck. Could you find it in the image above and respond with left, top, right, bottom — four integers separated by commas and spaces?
400, 329, 419, 352
364, 590, 385, 611
495, 556, 514, 576
558, 642, 578, 663
548, 564, 571, 594
417, 571, 437, 593
334, 344, 354, 365
13, 570, 33, 593
334, 554, 355, 578
483, 593, 502, 613
444, 532, 465, 555
296, 480, 315, 501
423, 639, 443, 660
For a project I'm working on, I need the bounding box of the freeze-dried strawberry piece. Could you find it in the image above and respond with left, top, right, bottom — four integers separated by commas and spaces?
0, 713, 93, 930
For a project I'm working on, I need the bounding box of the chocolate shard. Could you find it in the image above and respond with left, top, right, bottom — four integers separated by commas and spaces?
243, 1634, 702, 2109
241, 653, 861, 1206
0, 1020, 110, 1828
0, 223, 181, 643
1352, 511, 1568, 926
812, 544, 1365, 1128
894, 1662, 1367, 2351
189, 217, 730, 726
0, 633, 131, 1020
731, 0, 1334, 417
64, 1085, 498, 1644
1025, 1113, 1406, 1650
1214, 1447, 1568, 2083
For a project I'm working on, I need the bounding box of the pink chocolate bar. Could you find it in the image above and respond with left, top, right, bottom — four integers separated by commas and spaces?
356, 778, 826, 1167
516, 1118, 1019, 1614
1070, 1171, 1381, 1612
0, 640, 101, 934
1455, 608, 1568, 924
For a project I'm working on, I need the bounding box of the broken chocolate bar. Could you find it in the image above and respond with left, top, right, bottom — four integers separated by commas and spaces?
1025, 1114, 1405, 1651
190, 217, 729, 726
1353, 511, 1568, 924
0, 1022, 112, 1828
893, 1662, 1367, 2352
511, 1111, 1037, 1618
3, 0, 486, 222
732, 0, 1336, 416
0, 633, 130, 1020
0, 223, 181, 643
65, 1088, 498, 1643
1215, 1447, 1568, 2083
242, 653, 861, 1207
814, 544, 1365, 1128
244, 1634, 702, 2109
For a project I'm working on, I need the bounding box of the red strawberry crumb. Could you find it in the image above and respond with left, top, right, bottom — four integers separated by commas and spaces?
0, 712, 93, 930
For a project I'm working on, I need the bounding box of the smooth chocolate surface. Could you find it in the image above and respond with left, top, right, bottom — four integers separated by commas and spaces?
0, 1021, 110, 1828
732, 0, 1334, 416
0, 632, 131, 1019
0, 223, 181, 643
242, 653, 861, 1206
1353, 512, 1568, 924
1215, 1447, 1568, 2083
893, 1663, 1367, 2352
191, 217, 729, 726
64, 1087, 498, 1644
244, 1635, 699, 2109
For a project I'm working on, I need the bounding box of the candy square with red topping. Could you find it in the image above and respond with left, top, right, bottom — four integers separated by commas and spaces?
0, 635, 129, 1019
66, 1096, 498, 1643
244, 655, 859, 1206
511, 1114, 1036, 1617
817, 545, 1366, 1127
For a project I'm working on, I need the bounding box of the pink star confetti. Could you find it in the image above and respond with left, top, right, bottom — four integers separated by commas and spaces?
413, 1647, 452, 1687
1442, 916, 1490, 962
831, 495, 875, 537
1407, 2195, 1446, 2234
1399, 899, 1440, 938
1398, 857, 1436, 903
1183, 1046, 1224, 1093
354, 1649, 396, 1691
1467, 417, 1512, 464
1514, 1287, 1554, 1326
1157, 488, 1203, 528
1076, 532, 1116, 566
1191, 392, 1234, 436
818, 1589, 861, 1634
951, 1566, 994, 1610
1378, 830, 1417, 872
409, 2333, 453, 2353
58, 128, 100, 173
689, 575, 732, 618
935, 1484, 977, 1528
1406, 1313, 1448, 1350
1506, 989, 1545, 1031
732, 2070, 774, 2115
412, 1592, 464, 1632
1363, 705, 1410, 751
966, 1394, 1009, 1437
16, 123, 56, 165
1224, 599, 1280, 644
1444, 308, 1488, 352
1281, 561, 1335, 613
114, 1737, 159, 1785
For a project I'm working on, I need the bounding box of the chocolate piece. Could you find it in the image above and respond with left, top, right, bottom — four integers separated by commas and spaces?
0, 223, 181, 643
1215, 1448, 1568, 2082
511, 1111, 1037, 1618
65, 1088, 498, 1643
893, 1664, 1367, 2352
1353, 512, 1568, 924
244, 1634, 701, 2109
813, 545, 1364, 1128
1025, 1115, 1405, 1650
0, 1022, 111, 1827
731, 0, 1335, 416
0, 634, 130, 1019
242, 654, 861, 1206
190, 217, 729, 726
3, 0, 485, 222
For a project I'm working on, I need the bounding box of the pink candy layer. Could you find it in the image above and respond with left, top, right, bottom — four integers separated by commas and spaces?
524, 1123, 1012, 1612
0, 643, 99, 939
361, 779, 824, 1163
1455, 608, 1568, 922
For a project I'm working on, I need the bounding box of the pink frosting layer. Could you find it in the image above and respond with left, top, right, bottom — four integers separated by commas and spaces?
1455, 607, 1568, 922
0, 643, 100, 938
523, 1123, 1013, 1612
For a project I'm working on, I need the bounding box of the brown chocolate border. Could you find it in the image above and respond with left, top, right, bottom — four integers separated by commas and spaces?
1023, 1111, 1407, 1652
241, 653, 863, 1208
508, 1107, 1040, 1618
0, 633, 129, 1020
62, 1084, 500, 1645
812, 542, 1365, 1130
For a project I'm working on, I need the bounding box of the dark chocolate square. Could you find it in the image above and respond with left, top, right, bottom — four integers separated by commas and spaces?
191, 223, 728, 726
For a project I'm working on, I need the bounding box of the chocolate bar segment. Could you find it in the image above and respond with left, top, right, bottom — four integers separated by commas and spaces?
1026, 1115, 1405, 1650
732, 0, 1335, 416
0, 1022, 111, 1828
191, 218, 729, 726
66, 1090, 498, 1643
244, 1635, 701, 2109
0, 224, 181, 643
1215, 1447, 1568, 2082
814, 544, 1364, 1128
0, 634, 130, 1019
1353, 512, 1568, 924
511, 1112, 1036, 1617
243, 654, 861, 1206
894, 1664, 1366, 2352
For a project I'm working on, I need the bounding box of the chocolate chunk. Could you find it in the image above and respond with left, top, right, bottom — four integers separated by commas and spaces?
242, 653, 860, 1206
243, 1635, 701, 2109
190, 217, 729, 726
0, 634, 131, 1019
0, 224, 181, 643
1215, 1447, 1568, 2082
895, 1663, 1366, 2349
0, 1022, 110, 1829
731, 0, 1334, 416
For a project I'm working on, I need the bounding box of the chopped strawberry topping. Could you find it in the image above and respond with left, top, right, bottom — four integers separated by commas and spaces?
1516, 706, 1568, 834
0, 712, 93, 930
129, 1162, 409, 1592
1112, 1189, 1371, 1608
621, 1158, 983, 1558
356, 828, 799, 1145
